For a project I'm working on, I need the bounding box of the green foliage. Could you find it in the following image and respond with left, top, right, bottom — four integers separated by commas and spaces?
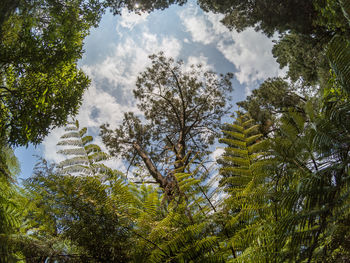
272, 33, 329, 85
315, 0, 350, 34
257, 38, 350, 259
21, 150, 225, 262
270, 0, 350, 86
198, 0, 318, 36
229, 17, 350, 260
2, 1, 350, 262
237, 78, 313, 137
0, 0, 103, 146
266, 104, 350, 262
130, 158, 226, 263
1, 63, 90, 146
106, 0, 186, 15
0, 141, 21, 262
221, 78, 350, 262
24, 159, 135, 262
327, 35, 350, 94
218, 113, 279, 261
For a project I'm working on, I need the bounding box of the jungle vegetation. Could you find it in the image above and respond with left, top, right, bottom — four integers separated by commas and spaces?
1, 0, 350, 262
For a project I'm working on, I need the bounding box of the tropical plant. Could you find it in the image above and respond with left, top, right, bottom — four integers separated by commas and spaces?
24, 165, 131, 262
0, 142, 21, 262
130, 156, 226, 263
57, 120, 111, 177
217, 112, 282, 262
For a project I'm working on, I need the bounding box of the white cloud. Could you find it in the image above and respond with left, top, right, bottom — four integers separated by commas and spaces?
179, 7, 216, 45
42, 28, 182, 165
42, 127, 66, 164
42, 82, 139, 164
83, 31, 182, 91
178, 5, 286, 94
186, 54, 213, 72
77, 84, 140, 129
216, 29, 282, 88
211, 148, 224, 161
116, 8, 149, 30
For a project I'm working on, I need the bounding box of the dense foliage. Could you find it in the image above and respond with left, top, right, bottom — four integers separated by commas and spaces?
1, 0, 350, 262
0, 0, 104, 146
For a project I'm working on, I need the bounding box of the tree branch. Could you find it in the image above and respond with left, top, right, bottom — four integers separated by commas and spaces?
132, 142, 167, 189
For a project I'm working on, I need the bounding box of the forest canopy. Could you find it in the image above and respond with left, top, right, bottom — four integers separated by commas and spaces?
1, 0, 350, 262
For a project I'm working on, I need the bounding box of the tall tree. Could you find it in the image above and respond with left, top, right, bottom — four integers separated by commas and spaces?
198, 0, 318, 36
198, 0, 349, 87
101, 53, 233, 196
0, 0, 103, 146
272, 33, 330, 86
236, 77, 314, 137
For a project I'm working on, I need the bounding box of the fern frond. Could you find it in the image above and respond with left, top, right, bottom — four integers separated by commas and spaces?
79, 127, 87, 137
219, 138, 246, 148
58, 156, 89, 167
82, 135, 93, 145
222, 130, 245, 140
57, 148, 86, 156
327, 35, 350, 93
60, 131, 80, 139
88, 151, 109, 162
85, 144, 102, 154
218, 112, 276, 261
57, 139, 83, 146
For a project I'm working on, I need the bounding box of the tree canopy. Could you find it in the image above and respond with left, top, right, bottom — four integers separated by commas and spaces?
105, 0, 186, 15
0, 0, 103, 146
101, 53, 233, 195
2, 0, 350, 262
199, 0, 318, 36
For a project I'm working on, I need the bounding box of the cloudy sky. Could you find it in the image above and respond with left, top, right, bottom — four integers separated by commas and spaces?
15, 1, 285, 180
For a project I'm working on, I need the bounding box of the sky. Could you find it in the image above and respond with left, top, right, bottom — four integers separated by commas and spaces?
15, 1, 286, 181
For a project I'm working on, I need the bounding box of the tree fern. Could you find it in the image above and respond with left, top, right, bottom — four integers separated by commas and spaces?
263, 26, 350, 262
127, 155, 227, 262
270, 98, 350, 262
327, 35, 350, 94
217, 112, 281, 262
0, 141, 22, 262
57, 120, 110, 177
